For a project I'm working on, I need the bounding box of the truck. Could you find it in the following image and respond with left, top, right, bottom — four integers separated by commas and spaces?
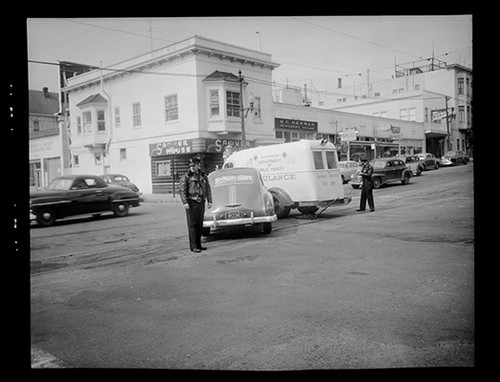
223, 139, 351, 218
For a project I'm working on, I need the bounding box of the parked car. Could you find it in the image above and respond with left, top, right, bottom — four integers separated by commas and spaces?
416, 153, 440, 170
441, 151, 469, 166
100, 173, 140, 194
30, 175, 141, 227
349, 158, 413, 189
202, 167, 277, 236
396, 155, 424, 176
338, 161, 360, 183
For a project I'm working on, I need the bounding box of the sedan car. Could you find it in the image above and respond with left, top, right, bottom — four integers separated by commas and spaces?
441, 151, 469, 166
396, 155, 424, 176
100, 173, 140, 194
30, 175, 141, 226
349, 158, 412, 189
338, 161, 360, 183
416, 153, 440, 170
202, 167, 277, 236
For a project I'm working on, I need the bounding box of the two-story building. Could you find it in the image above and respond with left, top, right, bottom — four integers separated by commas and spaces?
29, 88, 69, 191
63, 35, 280, 194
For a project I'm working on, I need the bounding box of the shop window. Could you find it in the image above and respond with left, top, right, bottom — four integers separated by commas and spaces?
165, 94, 178, 122
156, 160, 171, 176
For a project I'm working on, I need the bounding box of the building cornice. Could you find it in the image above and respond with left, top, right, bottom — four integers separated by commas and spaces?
63, 35, 279, 93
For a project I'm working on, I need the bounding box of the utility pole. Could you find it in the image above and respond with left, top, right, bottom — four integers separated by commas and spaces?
239, 70, 246, 144
445, 96, 451, 151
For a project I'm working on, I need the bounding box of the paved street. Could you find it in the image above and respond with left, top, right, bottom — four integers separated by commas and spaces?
30, 164, 474, 370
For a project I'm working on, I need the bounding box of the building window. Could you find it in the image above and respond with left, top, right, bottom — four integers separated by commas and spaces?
33, 120, 40, 132
156, 160, 171, 176
252, 96, 261, 120
458, 105, 465, 123
73, 155, 79, 167
399, 108, 408, 121
380, 111, 387, 118
114, 107, 120, 128
415, 84, 420, 90
424, 108, 429, 123
226, 91, 240, 118
83, 111, 92, 134
77, 116, 82, 134
458, 77, 464, 95
165, 94, 178, 122
132, 102, 141, 128
97, 110, 106, 132
95, 153, 102, 165
120, 148, 127, 161
209, 90, 220, 118
409, 107, 416, 122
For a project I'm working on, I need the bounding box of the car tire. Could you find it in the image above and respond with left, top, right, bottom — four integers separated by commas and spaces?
112, 201, 130, 217
372, 178, 381, 189
36, 207, 56, 227
272, 194, 291, 219
401, 173, 410, 185
263, 222, 272, 234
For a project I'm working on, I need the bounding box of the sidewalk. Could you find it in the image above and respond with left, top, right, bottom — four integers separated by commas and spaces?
140, 193, 181, 203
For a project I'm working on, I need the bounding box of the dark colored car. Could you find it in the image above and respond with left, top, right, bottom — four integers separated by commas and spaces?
441, 151, 469, 166
349, 158, 413, 189
203, 167, 277, 236
30, 175, 141, 226
416, 153, 440, 170
100, 173, 140, 194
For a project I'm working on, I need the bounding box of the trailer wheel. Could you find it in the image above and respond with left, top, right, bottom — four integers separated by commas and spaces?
298, 206, 319, 215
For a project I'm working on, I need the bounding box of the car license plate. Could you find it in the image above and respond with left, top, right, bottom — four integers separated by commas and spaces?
225, 211, 243, 219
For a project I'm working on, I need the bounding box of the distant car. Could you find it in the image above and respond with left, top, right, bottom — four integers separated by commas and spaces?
441, 151, 469, 166
416, 153, 440, 170
396, 155, 424, 176
349, 158, 413, 189
30, 175, 141, 227
202, 167, 277, 236
100, 174, 140, 194
338, 161, 360, 183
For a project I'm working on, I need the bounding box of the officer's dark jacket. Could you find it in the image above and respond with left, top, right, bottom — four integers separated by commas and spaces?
179, 170, 212, 205
360, 162, 374, 180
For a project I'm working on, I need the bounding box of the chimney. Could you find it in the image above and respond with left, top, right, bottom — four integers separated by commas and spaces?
43, 87, 49, 98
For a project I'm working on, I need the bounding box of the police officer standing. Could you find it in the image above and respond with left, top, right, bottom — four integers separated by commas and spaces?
179, 157, 212, 252
356, 156, 375, 212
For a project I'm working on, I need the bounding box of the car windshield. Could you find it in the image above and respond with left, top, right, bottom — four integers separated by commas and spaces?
371, 160, 388, 169
48, 178, 73, 190
112, 175, 129, 181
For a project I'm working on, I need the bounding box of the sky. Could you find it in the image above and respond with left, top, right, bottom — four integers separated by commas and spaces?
27, 16, 472, 100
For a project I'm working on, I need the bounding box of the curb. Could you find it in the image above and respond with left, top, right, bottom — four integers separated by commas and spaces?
140, 194, 182, 204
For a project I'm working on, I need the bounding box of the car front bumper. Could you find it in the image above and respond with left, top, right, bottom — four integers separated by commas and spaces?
203, 213, 277, 228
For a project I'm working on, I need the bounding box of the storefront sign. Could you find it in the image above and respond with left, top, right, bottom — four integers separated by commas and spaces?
275, 118, 318, 132
206, 138, 253, 153
339, 127, 358, 142
150, 139, 193, 156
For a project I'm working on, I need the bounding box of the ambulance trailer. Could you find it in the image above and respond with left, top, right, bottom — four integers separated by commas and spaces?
223, 139, 351, 218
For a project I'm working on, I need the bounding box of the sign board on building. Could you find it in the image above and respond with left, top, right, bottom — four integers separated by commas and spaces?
150, 140, 193, 156
205, 138, 253, 153
275, 118, 318, 132
339, 127, 358, 142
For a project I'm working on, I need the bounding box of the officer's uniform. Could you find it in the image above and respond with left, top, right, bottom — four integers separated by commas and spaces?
358, 161, 375, 212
